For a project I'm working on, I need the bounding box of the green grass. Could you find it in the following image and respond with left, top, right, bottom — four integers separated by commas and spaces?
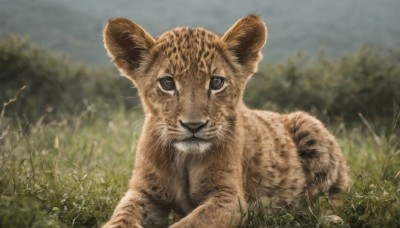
1, 103, 399, 227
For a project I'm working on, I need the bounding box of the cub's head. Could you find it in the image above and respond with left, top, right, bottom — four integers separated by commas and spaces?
103, 15, 267, 154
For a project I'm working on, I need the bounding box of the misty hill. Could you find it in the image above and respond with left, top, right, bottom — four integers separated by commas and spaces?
1, 0, 400, 65
0, 0, 108, 65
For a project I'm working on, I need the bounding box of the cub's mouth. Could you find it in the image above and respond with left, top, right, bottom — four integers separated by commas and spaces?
183, 136, 208, 143
174, 136, 212, 154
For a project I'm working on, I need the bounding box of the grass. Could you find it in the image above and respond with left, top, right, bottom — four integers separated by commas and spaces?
0, 103, 143, 227
1, 102, 399, 227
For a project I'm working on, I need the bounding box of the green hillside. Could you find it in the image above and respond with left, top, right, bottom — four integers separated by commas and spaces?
0, 0, 107, 65
1, 0, 400, 65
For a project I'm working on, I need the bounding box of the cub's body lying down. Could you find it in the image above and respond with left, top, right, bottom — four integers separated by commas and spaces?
102, 15, 349, 227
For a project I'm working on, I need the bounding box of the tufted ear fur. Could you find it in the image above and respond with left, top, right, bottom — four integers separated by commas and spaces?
103, 18, 155, 78
222, 15, 267, 74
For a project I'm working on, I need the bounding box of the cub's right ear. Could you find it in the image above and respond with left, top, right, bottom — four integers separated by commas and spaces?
222, 15, 267, 75
103, 18, 155, 78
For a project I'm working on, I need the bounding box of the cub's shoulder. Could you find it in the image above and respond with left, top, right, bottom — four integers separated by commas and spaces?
242, 109, 282, 121
242, 109, 288, 135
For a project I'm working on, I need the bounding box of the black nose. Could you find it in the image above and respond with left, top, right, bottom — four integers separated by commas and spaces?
179, 120, 208, 133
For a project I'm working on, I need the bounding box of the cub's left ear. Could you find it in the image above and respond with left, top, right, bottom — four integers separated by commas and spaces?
103, 18, 155, 79
222, 15, 267, 74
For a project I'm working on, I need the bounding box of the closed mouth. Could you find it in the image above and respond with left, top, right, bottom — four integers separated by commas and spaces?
183, 136, 208, 143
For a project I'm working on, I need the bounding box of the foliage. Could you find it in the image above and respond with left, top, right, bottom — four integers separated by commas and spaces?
2, 36, 400, 124
0, 36, 138, 122
245, 48, 400, 122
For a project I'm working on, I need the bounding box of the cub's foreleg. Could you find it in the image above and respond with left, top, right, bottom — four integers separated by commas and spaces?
103, 188, 169, 228
171, 162, 247, 228
170, 195, 245, 228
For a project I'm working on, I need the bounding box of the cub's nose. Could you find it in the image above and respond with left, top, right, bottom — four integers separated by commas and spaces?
179, 120, 208, 133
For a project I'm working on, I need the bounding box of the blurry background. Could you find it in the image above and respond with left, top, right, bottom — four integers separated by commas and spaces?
2, 0, 400, 65
1, 0, 400, 122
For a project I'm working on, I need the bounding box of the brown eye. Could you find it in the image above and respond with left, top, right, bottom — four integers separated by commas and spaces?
159, 76, 175, 91
210, 76, 225, 90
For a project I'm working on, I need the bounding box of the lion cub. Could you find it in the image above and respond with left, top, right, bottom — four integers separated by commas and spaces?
102, 15, 349, 227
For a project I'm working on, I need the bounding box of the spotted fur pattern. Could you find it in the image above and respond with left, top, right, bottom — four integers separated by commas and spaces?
102, 15, 350, 228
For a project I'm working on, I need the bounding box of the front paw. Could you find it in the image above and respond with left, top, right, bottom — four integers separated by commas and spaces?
102, 218, 142, 228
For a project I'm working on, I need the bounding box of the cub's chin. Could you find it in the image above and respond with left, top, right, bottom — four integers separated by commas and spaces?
174, 139, 212, 154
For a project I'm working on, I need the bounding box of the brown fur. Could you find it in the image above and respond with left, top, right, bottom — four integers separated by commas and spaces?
102, 15, 350, 228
